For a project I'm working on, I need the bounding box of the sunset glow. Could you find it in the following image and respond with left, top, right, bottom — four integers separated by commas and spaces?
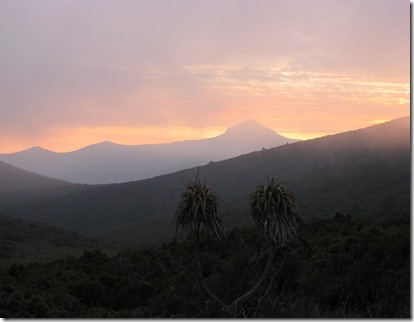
0, 0, 409, 153
1, 126, 227, 153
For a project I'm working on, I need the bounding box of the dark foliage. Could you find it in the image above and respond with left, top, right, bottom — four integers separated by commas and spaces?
250, 178, 299, 245
0, 215, 409, 318
174, 177, 225, 238
0, 214, 114, 267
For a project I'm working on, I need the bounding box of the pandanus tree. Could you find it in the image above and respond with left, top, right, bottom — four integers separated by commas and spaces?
174, 177, 225, 240
173, 177, 227, 309
173, 176, 300, 316
228, 177, 300, 313
250, 177, 299, 246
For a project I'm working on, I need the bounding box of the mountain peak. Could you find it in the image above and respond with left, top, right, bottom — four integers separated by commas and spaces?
24, 146, 46, 152
15, 146, 54, 155
218, 119, 299, 147
78, 140, 118, 149
236, 119, 262, 126
95, 141, 117, 147
225, 119, 272, 134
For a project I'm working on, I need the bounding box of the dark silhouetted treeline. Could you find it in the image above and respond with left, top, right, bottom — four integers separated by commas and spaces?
0, 214, 409, 318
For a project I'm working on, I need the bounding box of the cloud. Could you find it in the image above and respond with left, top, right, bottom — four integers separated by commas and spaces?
0, 0, 409, 152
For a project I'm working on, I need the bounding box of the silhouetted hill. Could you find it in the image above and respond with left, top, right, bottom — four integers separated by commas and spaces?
0, 160, 72, 193
0, 120, 298, 184
0, 117, 409, 248
0, 213, 115, 266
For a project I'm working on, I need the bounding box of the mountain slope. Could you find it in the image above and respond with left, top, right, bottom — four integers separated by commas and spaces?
0, 116, 409, 248
0, 213, 115, 266
0, 160, 72, 193
0, 120, 298, 184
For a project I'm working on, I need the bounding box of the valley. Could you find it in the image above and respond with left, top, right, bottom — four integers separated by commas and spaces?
0, 120, 298, 184
0, 116, 409, 249
0, 116, 410, 318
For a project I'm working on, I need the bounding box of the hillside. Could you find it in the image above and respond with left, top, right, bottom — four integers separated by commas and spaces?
0, 161, 72, 193
0, 120, 298, 184
0, 213, 115, 266
0, 116, 409, 248
0, 216, 409, 318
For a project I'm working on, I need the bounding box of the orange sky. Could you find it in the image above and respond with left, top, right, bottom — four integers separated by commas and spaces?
0, 0, 409, 153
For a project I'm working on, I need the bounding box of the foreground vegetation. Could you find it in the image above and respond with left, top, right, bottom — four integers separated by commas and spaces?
0, 214, 409, 318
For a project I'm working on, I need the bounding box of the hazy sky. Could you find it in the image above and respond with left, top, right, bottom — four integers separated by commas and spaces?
0, 0, 409, 152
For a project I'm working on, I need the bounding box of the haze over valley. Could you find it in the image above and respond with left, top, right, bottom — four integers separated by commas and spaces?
0, 120, 298, 184
0, 116, 409, 248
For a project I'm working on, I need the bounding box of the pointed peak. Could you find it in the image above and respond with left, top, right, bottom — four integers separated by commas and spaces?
225, 119, 274, 135
232, 119, 263, 127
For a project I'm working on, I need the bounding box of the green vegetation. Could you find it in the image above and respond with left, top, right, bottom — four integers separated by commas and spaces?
0, 215, 409, 318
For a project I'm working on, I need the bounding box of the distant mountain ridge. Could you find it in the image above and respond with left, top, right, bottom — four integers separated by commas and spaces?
0, 116, 409, 249
0, 120, 298, 184
0, 160, 71, 193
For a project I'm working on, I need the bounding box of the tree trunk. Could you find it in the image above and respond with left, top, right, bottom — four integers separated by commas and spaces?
194, 232, 278, 317
229, 243, 277, 314
194, 232, 231, 316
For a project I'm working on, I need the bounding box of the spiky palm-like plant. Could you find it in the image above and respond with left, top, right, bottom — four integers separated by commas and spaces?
174, 178, 225, 239
227, 178, 300, 313
174, 178, 227, 311
250, 177, 299, 245
173, 176, 300, 317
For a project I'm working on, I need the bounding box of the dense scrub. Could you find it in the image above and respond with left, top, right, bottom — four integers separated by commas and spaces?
0, 214, 409, 318
0, 214, 114, 267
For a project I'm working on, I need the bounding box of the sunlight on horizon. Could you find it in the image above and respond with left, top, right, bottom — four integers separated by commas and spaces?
1, 117, 403, 154
0, 1, 408, 154
0, 126, 227, 153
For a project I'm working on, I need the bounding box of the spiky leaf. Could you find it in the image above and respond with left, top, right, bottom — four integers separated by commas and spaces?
174, 178, 225, 239
250, 178, 299, 245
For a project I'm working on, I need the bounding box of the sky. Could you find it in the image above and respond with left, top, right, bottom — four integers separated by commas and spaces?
0, 0, 409, 153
